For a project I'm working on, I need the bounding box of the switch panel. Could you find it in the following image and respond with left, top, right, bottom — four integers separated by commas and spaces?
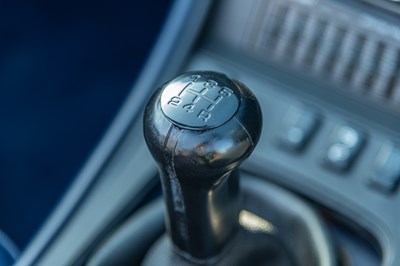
323, 125, 365, 171
278, 106, 320, 152
368, 143, 400, 193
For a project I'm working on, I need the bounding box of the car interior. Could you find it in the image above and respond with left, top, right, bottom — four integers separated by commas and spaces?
2, 0, 400, 265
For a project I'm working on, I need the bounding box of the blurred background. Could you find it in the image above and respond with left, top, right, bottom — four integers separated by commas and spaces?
0, 0, 171, 252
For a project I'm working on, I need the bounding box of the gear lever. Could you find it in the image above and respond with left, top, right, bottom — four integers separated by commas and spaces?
142, 71, 335, 266
143, 71, 262, 262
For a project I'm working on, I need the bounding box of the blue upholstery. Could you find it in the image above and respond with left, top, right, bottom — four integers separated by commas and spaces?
0, 0, 171, 250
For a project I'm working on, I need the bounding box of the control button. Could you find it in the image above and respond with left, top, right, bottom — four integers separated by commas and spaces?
368, 143, 400, 193
278, 107, 320, 151
326, 143, 351, 168
323, 125, 365, 171
337, 127, 360, 147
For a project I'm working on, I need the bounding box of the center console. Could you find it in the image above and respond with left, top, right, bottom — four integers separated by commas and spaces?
16, 1, 400, 265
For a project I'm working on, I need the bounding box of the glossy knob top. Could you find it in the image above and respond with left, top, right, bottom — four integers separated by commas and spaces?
160, 72, 240, 130
143, 71, 262, 262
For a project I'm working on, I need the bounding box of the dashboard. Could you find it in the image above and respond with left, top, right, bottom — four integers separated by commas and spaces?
10, 0, 400, 265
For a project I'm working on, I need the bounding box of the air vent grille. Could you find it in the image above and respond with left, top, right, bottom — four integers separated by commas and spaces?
248, 0, 400, 108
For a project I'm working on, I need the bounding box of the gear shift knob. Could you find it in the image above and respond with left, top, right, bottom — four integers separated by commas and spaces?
143, 71, 262, 262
